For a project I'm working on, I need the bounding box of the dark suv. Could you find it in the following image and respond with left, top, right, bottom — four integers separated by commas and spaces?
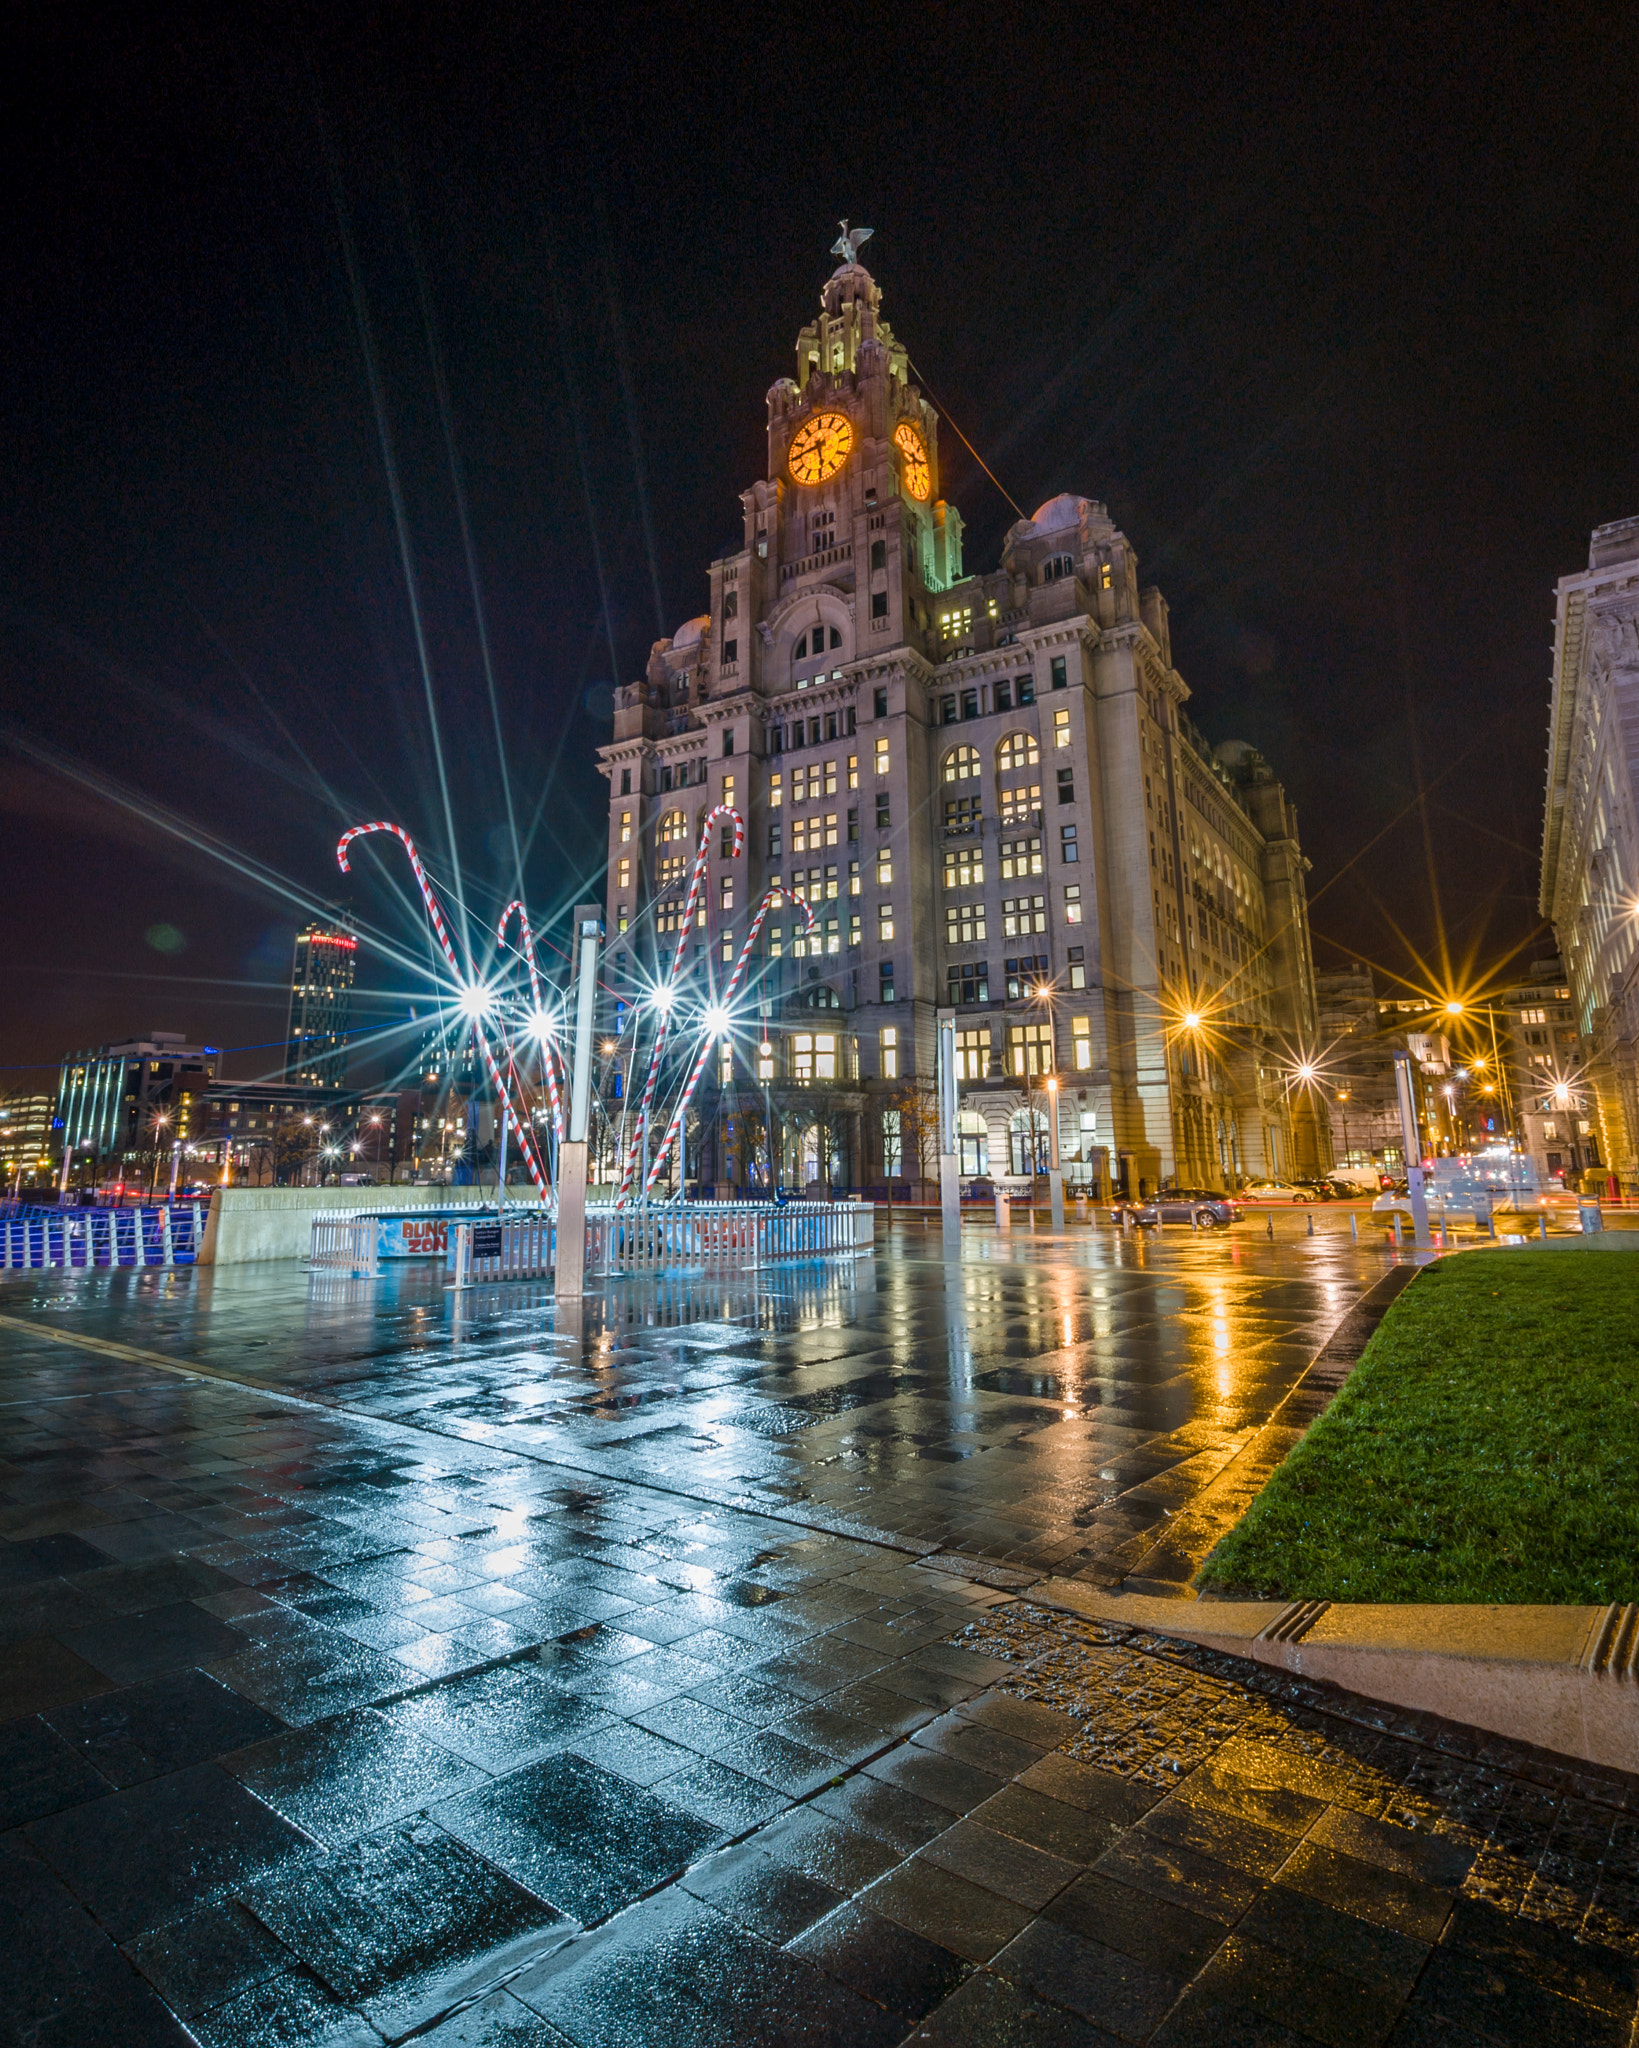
1117, 1187, 1242, 1228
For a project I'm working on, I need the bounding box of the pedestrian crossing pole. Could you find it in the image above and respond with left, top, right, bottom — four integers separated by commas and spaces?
936, 1007, 961, 1254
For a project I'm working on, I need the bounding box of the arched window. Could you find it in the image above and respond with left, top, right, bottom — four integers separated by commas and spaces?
791, 621, 846, 686
942, 745, 981, 784
996, 731, 1040, 775
1042, 554, 1074, 583
658, 810, 688, 843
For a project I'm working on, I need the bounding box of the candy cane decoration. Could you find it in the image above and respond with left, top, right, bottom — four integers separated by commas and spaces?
497, 899, 565, 1140
337, 822, 550, 1198
615, 804, 743, 1207
642, 885, 817, 1196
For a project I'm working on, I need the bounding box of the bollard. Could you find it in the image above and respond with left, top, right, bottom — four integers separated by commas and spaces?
1439, 1214, 1449, 1247
1349, 1214, 1358, 1243
1392, 1213, 1403, 1247
994, 1185, 1010, 1234
1265, 1212, 1274, 1241
1306, 1211, 1315, 1238
1487, 1211, 1498, 1241
1539, 1212, 1549, 1243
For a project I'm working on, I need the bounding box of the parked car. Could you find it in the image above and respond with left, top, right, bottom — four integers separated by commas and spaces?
1238, 1178, 1316, 1203
1118, 1187, 1242, 1228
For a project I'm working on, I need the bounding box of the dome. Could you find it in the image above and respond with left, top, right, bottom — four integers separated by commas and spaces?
670, 615, 710, 650
1029, 493, 1091, 534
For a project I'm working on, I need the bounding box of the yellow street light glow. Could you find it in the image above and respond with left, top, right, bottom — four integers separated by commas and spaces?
1444, 1000, 1463, 1017
1182, 1011, 1201, 1029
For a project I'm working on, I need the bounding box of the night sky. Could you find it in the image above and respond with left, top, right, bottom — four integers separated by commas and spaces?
4, 5, 1637, 1088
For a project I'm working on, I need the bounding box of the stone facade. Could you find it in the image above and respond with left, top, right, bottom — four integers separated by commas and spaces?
595, 251, 1324, 1196
1541, 517, 1639, 1191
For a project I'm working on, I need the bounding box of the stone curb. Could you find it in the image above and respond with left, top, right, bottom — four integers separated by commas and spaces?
1031, 1576, 1639, 1776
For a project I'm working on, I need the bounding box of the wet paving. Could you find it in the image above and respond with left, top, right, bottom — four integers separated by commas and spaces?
0, 1220, 1633, 2043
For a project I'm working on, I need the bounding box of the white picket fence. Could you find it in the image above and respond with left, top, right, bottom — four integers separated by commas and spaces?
0, 1204, 208, 1273
311, 1199, 874, 1285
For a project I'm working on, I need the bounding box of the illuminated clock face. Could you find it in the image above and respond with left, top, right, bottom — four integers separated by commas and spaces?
894, 421, 931, 501
788, 411, 853, 486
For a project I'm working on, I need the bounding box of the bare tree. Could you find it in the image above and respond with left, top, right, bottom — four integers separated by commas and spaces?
889, 1082, 941, 1192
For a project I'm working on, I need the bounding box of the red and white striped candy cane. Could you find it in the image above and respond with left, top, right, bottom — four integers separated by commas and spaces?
497, 899, 564, 1140
642, 884, 816, 1196
615, 804, 743, 1208
337, 822, 549, 1197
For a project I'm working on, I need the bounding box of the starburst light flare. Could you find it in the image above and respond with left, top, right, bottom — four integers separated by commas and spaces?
498, 898, 565, 1140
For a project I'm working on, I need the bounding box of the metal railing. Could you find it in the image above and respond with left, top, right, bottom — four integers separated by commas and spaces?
585, 1199, 872, 1275
1, 1203, 207, 1272
309, 1214, 382, 1277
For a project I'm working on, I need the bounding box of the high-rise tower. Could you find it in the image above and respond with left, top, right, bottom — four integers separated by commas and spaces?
285, 917, 355, 1090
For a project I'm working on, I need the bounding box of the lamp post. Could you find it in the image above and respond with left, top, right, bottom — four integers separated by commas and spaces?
556, 904, 604, 1301
1045, 1074, 1065, 1231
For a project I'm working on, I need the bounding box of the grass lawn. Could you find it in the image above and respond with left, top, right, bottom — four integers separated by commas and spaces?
1198, 1248, 1639, 1605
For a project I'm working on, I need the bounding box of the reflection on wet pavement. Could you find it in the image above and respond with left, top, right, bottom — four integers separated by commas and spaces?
1, 1223, 1630, 2042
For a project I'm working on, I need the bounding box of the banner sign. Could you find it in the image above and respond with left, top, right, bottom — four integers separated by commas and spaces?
377, 1217, 450, 1259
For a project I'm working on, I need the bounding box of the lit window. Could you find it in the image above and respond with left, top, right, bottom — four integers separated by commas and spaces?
769, 772, 783, 808
996, 732, 1039, 775
998, 836, 1041, 879
1002, 895, 1048, 937
847, 754, 859, 789
875, 737, 890, 775
721, 774, 735, 807
955, 1027, 989, 1079
849, 911, 861, 945
878, 902, 895, 942
877, 848, 894, 885
1064, 883, 1082, 924
659, 809, 688, 842
1099, 563, 1113, 590
1008, 1022, 1054, 1076
881, 1026, 899, 1079
998, 785, 1041, 827
617, 907, 629, 932
617, 856, 631, 890
792, 1032, 837, 1082
1054, 708, 1071, 749
1072, 1017, 1092, 1068
719, 876, 734, 911
619, 810, 633, 843
823, 760, 838, 797
943, 744, 980, 783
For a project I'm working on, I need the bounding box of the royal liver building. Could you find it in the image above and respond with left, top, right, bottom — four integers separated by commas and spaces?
597, 235, 1324, 1197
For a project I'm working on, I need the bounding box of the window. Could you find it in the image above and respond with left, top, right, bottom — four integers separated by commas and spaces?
719, 876, 734, 911
847, 753, 858, 789
619, 811, 632, 843
945, 793, 983, 835
880, 961, 896, 1002
722, 639, 737, 663
948, 960, 990, 1005
943, 846, 983, 889
961, 689, 978, 720
1003, 895, 1048, 937
1043, 553, 1074, 582
882, 1107, 902, 1175
1520, 1007, 1546, 1025
871, 538, 886, 571
956, 1028, 990, 1080
723, 729, 735, 755
876, 791, 891, 828
873, 686, 888, 718
769, 772, 783, 809
997, 731, 1040, 774
792, 1033, 837, 1082
849, 910, 861, 945
878, 902, 895, 942
959, 1114, 989, 1177
994, 680, 1012, 713
1050, 656, 1067, 691
1060, 823, 1078, 862
998, 784, 1040, 827
871, 591, 888, 618
1064, 883, 1082, 924
999, 836, 1042, 879
1008, 1022, 1055, 1076
721, 775, 735, 808
718, 1041, 733, 1085
941, 694, 957, 725
1017, 675, 1035, 706
617, 906, 629, 932
768, 823, 782, 858
946, 902, 987, 944
722, 590, 738, 621
659, 809, 687, 842
875, 737, 890, 775
657, 852, 687, 887
768, 925, 784, 958
943, 744, 981, 782
824, 759, 839, 796
849, 858, 861, 894
620, 770, 632, 796
880, 1026, 899, 1079
876, 848, 893, 885
1054, 708, 1071, 748
1006, 955, 1050, 999
1057, 767, 1075, 804
1066, 945, 1086, 990
617, 857, 631, 890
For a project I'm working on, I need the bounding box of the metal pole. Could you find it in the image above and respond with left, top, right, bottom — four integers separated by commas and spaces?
936, 1007, 961, 1252
496, 1104, 508, 1214
167, 1140, 181, 1202
1392, 1051, 1431, 1247
556, 905, 603, 1300
1046, 1076, 1065, 1231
